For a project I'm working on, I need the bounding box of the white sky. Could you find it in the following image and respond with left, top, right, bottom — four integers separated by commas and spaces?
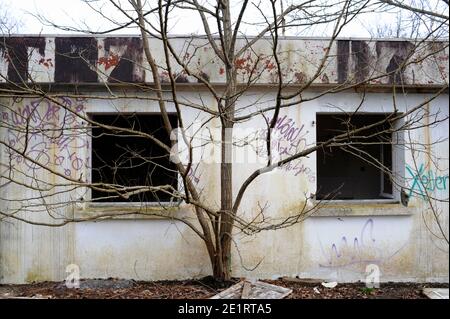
3, 0, 445, 38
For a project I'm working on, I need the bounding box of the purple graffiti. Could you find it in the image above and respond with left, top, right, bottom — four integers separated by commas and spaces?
187, 163, 202, 184
319, 219, 381, 268
2, 97, 89, 178
257, 114, 314, 182
318, 218, 408, 270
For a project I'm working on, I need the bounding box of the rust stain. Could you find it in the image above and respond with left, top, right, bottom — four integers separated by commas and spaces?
337, 40, 350, 83
294, 71, 307, 84
54, 37, 98, 83
174, 72, 189, 83
376, 41, 414, 84
103, 37, 144, 83
351, 40, 370, 83
159, 71, 170, 83
198, 71, 209, 82
1, 36, 447, 87
98, 54, 120, 71
235, 58, 247, 69
38, 57, 53, 68
0, 37, 46, 82
265, 60, 276, 71
234, 55, 254, 74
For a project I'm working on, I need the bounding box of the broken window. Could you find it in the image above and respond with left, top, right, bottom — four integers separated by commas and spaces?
316, 113, 400, 200
90, 113, 178, 203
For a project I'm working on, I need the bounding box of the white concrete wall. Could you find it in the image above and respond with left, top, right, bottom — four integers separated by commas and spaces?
0, 89, 448, 283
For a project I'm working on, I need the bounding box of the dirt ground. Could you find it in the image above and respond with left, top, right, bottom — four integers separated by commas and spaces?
0, 277, 448, 299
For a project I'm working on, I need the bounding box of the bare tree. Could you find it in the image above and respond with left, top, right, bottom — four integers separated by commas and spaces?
0, 2, 20, 35
0, 0, 448, 282
367, 0, 449, 38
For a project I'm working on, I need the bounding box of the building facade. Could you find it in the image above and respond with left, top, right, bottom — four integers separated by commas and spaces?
0, 35, 448, 283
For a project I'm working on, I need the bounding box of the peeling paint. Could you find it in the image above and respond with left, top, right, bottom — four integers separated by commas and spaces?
54, 37, 98, 83
0, 36, 446, 86
0, 37, 46, 82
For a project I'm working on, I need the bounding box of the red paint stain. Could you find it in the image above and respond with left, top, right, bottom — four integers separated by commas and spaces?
98, 53, 120, 70
294, 71, 306, 83
219, 67, 225, 75
234, 55, 254, 73
235, 58, 247, 70
38, 58, 54, 68
265, 60, 275, 71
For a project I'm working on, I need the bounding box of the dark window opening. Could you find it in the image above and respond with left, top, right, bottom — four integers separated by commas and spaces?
316, 114, 393, 200
91, 113, 178, 202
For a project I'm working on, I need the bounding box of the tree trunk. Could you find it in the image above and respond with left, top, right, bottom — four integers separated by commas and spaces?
214, 0, 236, 283
216, 123, 234, 282
212, 245, 232, 281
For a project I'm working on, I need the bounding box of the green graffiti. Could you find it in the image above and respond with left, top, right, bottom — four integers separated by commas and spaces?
406, 164, 449, 199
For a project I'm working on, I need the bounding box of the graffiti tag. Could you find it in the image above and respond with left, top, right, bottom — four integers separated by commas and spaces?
406, 164, 449, 199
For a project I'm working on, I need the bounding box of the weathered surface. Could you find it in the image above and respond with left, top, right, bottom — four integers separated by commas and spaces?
0, 91, 448, 284
0, 36, 448, 285
1, 36, 448, 86
0, 37, 46, 83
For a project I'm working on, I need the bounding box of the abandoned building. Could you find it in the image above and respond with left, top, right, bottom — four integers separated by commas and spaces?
0, 35, 448, 284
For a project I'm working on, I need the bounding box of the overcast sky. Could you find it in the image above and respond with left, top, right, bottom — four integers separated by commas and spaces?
4, 0, 444, 38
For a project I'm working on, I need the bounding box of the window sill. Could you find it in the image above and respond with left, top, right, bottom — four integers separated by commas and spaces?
311, 199, 412, 217
74, 201, 183, 220
317, 199, 399, 205
88, 201, 179, 208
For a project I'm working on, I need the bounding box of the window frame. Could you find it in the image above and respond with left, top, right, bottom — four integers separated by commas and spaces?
314, 112, 405, 203
379, 142, 393, 198
86, 112, 181, 207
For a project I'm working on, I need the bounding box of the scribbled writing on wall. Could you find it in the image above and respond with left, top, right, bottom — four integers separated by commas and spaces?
318, 219, 406, 269
257, 115, 315, 182
1, 97, 89, 179
406, 163, 449, 199
187, 163, 202, 185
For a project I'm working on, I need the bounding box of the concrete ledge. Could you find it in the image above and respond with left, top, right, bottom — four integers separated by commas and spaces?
312, 200, 413, 217
74, 202, 187, 220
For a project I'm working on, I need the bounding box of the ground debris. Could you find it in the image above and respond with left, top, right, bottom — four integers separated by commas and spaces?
321, 281, 338, 288
0, 279, 447, 299
422, 288, 449, 299
210, 280, 292, 299
56, 278, 135, 290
